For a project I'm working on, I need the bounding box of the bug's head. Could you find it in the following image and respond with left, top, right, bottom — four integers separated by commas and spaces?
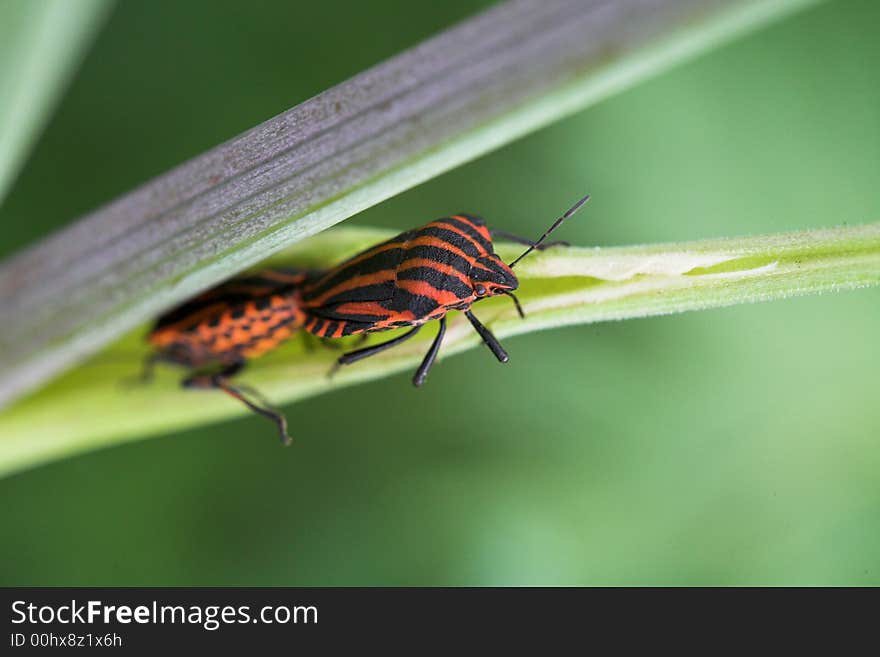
470, 254, 519, 300
470, 194, 590, 319
469, 254, 523, 318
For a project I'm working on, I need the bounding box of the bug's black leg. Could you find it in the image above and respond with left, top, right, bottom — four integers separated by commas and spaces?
183, 362, 292, 446
211, 377, 292, 446
330, 325, 423, 376
181, 361, 244, 390
491, 229, 568, 250
412, 317, 446, 388
464, 310, 509, 363
502, 290, 525, 319
230, 381, 275, 409
121, 353, 167, 388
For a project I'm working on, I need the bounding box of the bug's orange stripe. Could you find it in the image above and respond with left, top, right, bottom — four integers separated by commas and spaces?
408, 235, 474, 262
469, 259, 498, 276
240, 326, 293, 358
429, 217, 489, 254
332, 301, 395, 318
458, 216, 492, 244
303, 268, 396, 307
396, 279, 463, 306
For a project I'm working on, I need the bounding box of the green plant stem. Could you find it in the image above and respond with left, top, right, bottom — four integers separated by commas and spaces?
0, 222, 876, 478
0, 0, 821, 409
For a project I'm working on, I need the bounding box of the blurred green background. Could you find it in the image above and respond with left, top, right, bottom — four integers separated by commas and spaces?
1, 0, 879, 585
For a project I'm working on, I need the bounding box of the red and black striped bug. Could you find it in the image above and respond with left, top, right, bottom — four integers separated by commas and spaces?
299, 194, 591, 383
147, 269, 311, 444
147, 195, 589, 444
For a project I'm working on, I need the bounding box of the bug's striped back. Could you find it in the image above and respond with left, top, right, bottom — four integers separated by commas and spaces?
300, 214, 500, 337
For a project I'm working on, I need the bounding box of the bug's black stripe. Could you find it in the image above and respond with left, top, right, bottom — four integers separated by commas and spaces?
340, 322, 360, 336
316, 283, 396, 308
442, 216, 493, 252
403, 245, 473, 278
311, 319, 325, 336
321, 321, 339, 338
397, 266, 473, 298
343, 321, 417, 335
303, 246, 407, 301
310, 308, 391, 323
417, 227, 482, 258
488, 257, 511, 275
381, 289, 441, 316
470, 257, 517, 290
456, 213, 486, 227
486, 258, 512, 277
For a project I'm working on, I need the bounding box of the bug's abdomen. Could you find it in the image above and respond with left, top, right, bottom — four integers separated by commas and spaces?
148, 269, 311, 368
149, 294, 307, 367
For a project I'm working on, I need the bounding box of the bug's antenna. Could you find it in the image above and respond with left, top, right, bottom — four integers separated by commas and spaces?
508, 194, 590, 268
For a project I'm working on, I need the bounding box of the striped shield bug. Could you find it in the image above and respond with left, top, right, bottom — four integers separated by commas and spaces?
147, 269, 311, 444
146, 195, 589, 444
299, 194, 590, 386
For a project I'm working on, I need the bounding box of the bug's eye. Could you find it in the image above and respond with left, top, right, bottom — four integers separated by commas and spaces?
474, 284, 488, 297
